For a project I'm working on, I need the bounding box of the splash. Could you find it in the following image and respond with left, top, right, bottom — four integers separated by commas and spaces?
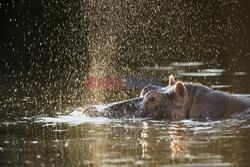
35, 108, 120, 126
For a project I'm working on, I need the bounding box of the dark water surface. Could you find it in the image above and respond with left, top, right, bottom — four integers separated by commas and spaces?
1, 62, 250, 167
1, 0, 250, 166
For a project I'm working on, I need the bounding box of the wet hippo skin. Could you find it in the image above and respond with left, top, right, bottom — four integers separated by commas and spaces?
82, 76, 250, 120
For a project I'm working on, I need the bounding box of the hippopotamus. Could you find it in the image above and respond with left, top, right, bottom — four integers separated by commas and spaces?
82, 76, 250, 120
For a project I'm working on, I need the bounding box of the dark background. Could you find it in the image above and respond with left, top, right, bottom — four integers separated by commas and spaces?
1, 0, 249, 74
0, 0, 249, 117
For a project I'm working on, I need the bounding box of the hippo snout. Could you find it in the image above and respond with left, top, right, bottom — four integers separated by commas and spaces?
82, 97, 148, 118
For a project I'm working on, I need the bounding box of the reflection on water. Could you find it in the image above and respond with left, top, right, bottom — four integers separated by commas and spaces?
1, 0, 249, 165
169, 123, 188, 159
140, 122, 150, 158
11, 113, 248, 166
1, 61, 249, 166
171, 62, 204, 67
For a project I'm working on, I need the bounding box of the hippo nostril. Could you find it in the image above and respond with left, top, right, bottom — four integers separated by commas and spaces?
149, 96, 156, 103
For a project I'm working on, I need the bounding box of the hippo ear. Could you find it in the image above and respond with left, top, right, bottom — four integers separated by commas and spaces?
169, 75, 176, 85
174, 81, 186, 97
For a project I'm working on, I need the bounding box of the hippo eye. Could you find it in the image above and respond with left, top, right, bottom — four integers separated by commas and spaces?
149, 96, 156, 103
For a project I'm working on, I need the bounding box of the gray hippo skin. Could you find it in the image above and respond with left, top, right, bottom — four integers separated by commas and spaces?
82, 76, 250, 120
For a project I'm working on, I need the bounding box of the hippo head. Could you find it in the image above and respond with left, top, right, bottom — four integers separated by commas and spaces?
139, 76, 189, 119
83, 76, 189, 120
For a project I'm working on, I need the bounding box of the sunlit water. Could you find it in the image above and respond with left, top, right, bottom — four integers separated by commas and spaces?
33, 112, 249, 167
1, 0, 249, 166
1, 62, 250, 166
2, 110, 250, 166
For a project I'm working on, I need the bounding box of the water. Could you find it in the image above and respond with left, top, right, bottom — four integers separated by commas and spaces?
1, 0, 250, 166
1, 62, 250, 166
1, 112, 250, 166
